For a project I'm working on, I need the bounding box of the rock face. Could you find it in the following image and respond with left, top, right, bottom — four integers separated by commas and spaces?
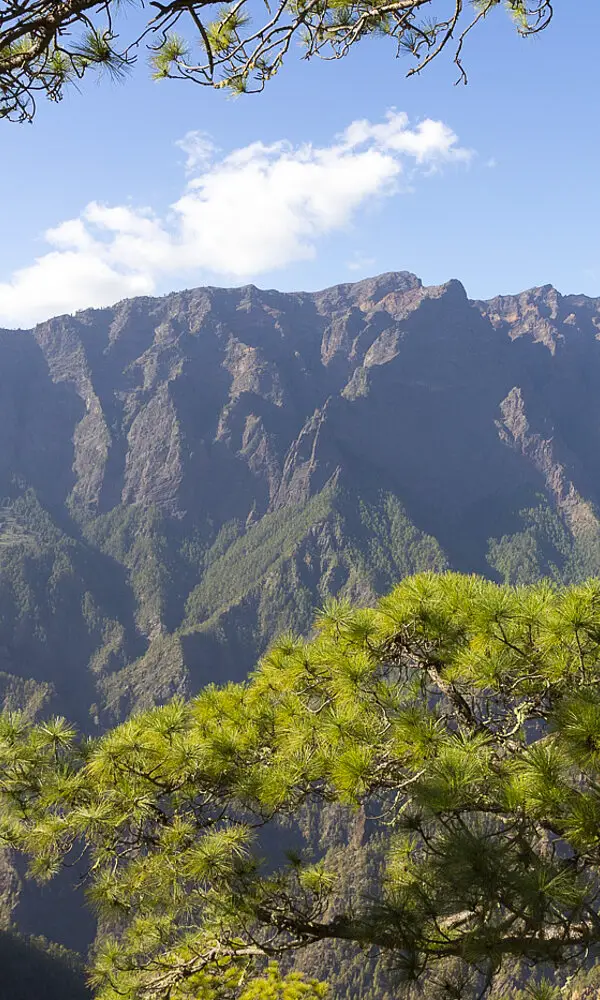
1, 270, 600, 732
5, 270, 600, 977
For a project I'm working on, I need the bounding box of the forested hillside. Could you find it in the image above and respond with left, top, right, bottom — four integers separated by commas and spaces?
3, 270, 600, 993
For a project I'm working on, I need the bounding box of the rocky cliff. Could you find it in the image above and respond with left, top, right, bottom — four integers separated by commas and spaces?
1, 271, 600, 738
4, 270, 600, 991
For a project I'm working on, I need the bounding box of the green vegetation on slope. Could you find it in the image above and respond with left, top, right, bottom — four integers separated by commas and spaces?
84, 503, 186, 637
185, 483, 446, 634
0, 490, 140, 722
0, 929, 89, 1000
184, 487, 339, 625
0, 477, 597, 999
488, 497, 600, 585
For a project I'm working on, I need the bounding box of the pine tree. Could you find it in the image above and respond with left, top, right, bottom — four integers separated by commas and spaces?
0, 1, 554, 121
5, 572, 600, 998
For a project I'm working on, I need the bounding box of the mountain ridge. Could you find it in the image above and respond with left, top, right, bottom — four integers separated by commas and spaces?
1, 270, 600, 731
3, 270, 600, 994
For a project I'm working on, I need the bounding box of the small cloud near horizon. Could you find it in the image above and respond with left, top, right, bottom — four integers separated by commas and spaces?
347, 254, 377, 273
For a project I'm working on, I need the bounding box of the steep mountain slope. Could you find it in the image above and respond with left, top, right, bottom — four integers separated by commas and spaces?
0, 929, 90, 1000
3, 270, 600, 991
1, 272, 600, 734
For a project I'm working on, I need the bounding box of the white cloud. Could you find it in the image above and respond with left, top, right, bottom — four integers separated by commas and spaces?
175, 130, 217, 172
0, 111, 472, 328
347, 254, 377, 273
341, 110, 472, 166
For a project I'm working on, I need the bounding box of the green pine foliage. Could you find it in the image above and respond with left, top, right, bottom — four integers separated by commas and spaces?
0, 0, 555, 122
5, 573, 600, 998
3, 481, 600, 998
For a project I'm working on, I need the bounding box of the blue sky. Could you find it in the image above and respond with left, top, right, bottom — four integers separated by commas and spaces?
1, 0, 599, 327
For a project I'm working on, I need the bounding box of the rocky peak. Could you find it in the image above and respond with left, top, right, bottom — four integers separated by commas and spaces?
1, 270, 600, 534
